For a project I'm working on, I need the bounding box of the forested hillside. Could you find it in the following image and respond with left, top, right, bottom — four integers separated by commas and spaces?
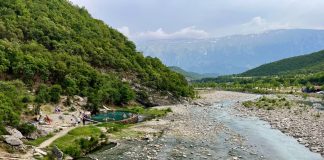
0, 0, 193, 130
194, 50, 324, 93
241, 50, 324, 76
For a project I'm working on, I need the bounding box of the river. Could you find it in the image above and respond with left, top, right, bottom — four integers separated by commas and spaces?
87, 91, 323, 160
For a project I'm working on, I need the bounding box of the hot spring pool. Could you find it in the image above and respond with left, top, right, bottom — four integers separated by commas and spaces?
91, 111, 134, 122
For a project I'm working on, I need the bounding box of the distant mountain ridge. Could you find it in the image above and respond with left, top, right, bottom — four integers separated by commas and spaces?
137, 29, 324, 75
241, 50, 324, 76
168, 66, 218, 81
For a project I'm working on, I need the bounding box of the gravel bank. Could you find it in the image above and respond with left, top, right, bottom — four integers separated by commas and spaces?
234, 94, 324, 156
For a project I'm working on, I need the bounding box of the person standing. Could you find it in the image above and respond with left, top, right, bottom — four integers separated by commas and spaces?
82, 116, 86, 125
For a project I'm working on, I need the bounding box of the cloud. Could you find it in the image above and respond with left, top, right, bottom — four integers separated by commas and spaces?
117, 26, 131, 37
70, 0, 324, 38
240, 16, 292, 34
135, 26, 209, 40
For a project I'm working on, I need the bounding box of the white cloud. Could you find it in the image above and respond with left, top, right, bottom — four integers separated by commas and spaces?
117, 26, 131, 37
70, 0, 324, 38
119, 26, 209, 40
240, 16, 292, 34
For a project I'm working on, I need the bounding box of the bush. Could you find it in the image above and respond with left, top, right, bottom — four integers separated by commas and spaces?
266, 106, 274, 110
0, 93, 20, 128
64, 146, 81, 157
35, 84, 50, 104
302, 94, 308, 100
78, 136, 99, 150
18, 123, 37, 135
99, 133, 107, 139
22, 96, 31, 103
0, 126, 7, 135
68, 106, 76, 112
49, 85, 62, 103
242, 101, 253, 108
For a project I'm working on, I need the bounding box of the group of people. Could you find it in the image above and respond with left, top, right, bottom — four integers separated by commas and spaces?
69, 111, 91, 125
80, 111, 90, 125
36, 105, 92, 126
37, 114, 52, 124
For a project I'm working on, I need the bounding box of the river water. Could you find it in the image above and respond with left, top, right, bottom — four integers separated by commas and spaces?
214, 101, 323, 160
86, 94, 323, 160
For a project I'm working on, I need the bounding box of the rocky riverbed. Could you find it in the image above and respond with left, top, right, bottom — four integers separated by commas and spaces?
87, 91, 323, 160
234, 94, 324, 156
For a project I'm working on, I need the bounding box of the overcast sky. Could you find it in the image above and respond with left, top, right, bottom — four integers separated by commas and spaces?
69, 0, 324, 40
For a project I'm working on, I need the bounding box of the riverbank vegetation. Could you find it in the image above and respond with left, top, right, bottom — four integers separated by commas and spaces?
119, 106, 172, 118
193, 72, 324, 94
51, 125, 105, 157
243, 96, 292, 110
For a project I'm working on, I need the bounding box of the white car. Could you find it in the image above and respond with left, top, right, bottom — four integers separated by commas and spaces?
316, 91, 324, 94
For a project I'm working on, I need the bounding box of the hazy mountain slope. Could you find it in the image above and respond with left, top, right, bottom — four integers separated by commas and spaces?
137, 29, 324, 75
241, 50, 324, 76
168, 66, 217, 81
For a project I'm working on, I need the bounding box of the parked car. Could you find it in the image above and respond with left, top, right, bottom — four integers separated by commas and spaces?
316, 91, 324, 94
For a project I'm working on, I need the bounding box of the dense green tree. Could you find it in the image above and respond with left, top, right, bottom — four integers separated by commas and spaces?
49, 84, 62, 103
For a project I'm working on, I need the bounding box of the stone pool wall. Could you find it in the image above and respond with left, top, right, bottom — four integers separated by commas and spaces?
118, 115, 139, 124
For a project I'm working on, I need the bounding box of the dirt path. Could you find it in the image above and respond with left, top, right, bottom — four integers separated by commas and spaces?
37, 126, 76, 149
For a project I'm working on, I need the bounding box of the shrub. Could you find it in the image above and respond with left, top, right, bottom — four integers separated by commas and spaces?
302, 94, 308, 100
64, 146, 81, 157
0, 93, 20, 128
78, 136, 99, 150
99, 133, 107, 139
242, 101, 253, 108
35, 84, 50, 104
49, 85, 62, 103
0, 126, 7, 135
68, 106, 76, 112
18, 123, 37, 135
22, 96, 31, 103
266, 106, 274, 110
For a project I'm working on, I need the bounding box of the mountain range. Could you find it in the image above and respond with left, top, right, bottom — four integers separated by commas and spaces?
137, 29, 324, 75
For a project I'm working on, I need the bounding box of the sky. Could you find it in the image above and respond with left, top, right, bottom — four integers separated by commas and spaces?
69, 0, 324, 40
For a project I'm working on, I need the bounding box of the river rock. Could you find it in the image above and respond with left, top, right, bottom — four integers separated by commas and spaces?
26, 131, 39, 140
232, 157, 239, 160
5, 126, 23, 139
38, 127, 54, 136
34, 148, 47, 156
3, 135, 23, 146
52, 145, 64, 160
